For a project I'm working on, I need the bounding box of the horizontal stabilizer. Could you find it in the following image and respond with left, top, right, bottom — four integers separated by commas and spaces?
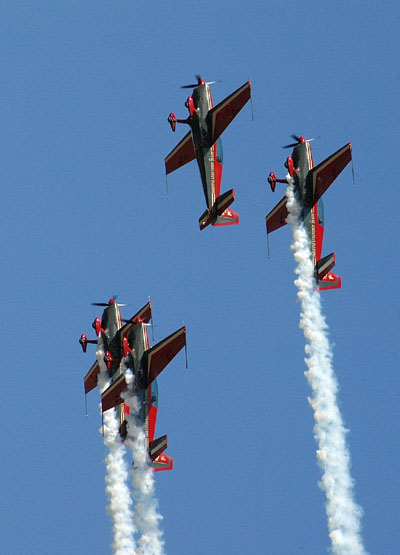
316, 252, 336, 281
148, 435, 168, 462
101, 373, 127, 412
199, 190, 238, 230
199, 208, 212, 230
318, 271, 341, 291
84, 361, 100, 394
152, 453, 173, 472
144, 326, 186, 387
265, 196, 288, 234
215, 188, 235, 216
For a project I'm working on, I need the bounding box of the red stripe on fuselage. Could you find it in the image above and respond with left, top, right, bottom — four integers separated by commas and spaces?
306, 142, 317, 264
306, 141, 324, 264
142, 323, 151, 445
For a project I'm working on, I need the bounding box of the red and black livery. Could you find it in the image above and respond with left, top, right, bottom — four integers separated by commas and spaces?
80, 298, 186, 472
165, 76, 251, 230
266, 136, 352, 290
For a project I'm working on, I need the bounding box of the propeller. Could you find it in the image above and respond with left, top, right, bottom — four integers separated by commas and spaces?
91, 296, 126, 307
181, 75, 216, 89
282, 135, 319, 149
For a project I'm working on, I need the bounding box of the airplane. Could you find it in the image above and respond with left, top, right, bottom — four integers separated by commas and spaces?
165, 76, 251, 230
80, 298, 186, 471
265, 136, 352, 290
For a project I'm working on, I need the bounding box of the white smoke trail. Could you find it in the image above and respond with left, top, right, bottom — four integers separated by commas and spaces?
96, 344, 137, 555
122, 368, 165, 555
286, 184, 366, 554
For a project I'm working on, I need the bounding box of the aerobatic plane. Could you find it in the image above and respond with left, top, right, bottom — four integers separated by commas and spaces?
80, 298, 186, 471
165, 76, 251, 230
266, 136, 352, 290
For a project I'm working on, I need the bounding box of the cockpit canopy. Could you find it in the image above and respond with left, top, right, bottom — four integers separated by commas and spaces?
151, 379, 159, 407
216, 137, 223, 164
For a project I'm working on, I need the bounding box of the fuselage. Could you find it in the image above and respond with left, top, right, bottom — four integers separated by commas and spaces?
100, 306, 156, 445
190, 84, 223, 211
291, 141, 325, 267
124, 322, 157, 447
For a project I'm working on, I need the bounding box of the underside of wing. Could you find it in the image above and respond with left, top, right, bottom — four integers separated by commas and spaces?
306, 143, 352, 205
101, 374, 127, 412
84, 360, 100, 394
165, 131, 195, 175
144, 326, 186, 386
209, 81, 251, 144
265, 196, 288, 234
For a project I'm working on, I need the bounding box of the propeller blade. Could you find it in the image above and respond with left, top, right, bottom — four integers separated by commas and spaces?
282, 142, 299, 149
91, 302, 109, 307
307, 136, 321, 143
291, 134, 301, 142
181, 75, 210, 89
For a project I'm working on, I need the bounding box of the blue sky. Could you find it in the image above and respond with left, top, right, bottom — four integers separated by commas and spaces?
1, 2, 399, 554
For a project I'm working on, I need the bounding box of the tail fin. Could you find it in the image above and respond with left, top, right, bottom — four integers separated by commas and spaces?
318, 271, 341, 290
152, 453, 173, 472
199, 189, 239, 230
213, 208, 239, 227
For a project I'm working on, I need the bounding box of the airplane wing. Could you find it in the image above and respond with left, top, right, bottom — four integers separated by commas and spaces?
265, 196, 288, 234
144, 326, 186, 386
306, 143, 352, 205
120, 300, 152, 337
84, 360, 100, 394
101, 373, 126, 412
165, 131, 195, 175
209, 81, 251, 144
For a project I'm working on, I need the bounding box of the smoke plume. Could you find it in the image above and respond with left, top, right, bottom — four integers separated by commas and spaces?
96, 343, 137, 554
286, 184, 366, 554
122, 368, 165, 555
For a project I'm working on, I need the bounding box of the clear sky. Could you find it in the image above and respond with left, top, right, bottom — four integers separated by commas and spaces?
1, 2, 399, 554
